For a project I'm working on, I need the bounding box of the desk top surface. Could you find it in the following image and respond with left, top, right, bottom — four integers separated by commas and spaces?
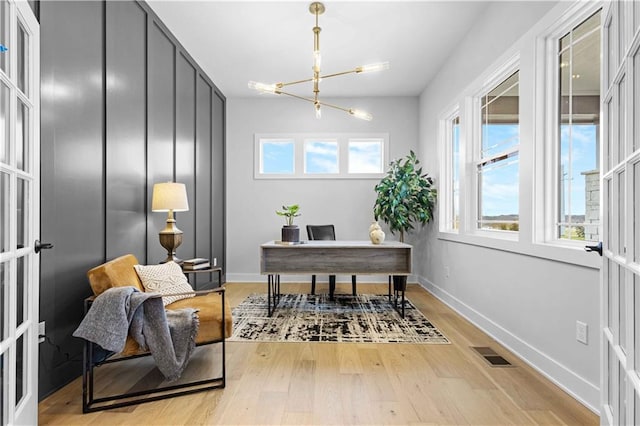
261, 240, 412, 249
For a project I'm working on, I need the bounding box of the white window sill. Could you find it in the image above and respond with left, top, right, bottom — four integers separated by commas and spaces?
438, 232, 602, 269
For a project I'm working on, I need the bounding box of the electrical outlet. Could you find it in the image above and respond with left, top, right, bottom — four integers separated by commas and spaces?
38, 321, 45, 344
444, 266, 450, 278
576, 321, 588, 345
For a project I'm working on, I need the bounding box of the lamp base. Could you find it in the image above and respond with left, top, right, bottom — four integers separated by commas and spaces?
159, 218, 183, 264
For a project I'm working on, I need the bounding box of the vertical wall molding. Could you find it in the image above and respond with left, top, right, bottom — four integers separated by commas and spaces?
38, 0, 225, 398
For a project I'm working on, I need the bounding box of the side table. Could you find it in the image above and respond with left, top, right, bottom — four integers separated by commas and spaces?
182, 266, 223, 290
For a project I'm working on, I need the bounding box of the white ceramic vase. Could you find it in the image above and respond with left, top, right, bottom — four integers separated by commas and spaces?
369, 221, 385, 244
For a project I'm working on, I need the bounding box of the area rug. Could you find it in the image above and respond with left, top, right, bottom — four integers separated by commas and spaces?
229, 293, 449, 344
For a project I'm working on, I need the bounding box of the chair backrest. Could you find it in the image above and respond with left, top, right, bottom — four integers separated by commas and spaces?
86, 254, 145, 296
306, 224, 336, 241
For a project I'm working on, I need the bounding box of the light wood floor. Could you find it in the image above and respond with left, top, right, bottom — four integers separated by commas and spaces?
39, 282, 599, 425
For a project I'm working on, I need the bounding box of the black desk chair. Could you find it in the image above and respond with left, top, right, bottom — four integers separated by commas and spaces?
306, 224, 357, 297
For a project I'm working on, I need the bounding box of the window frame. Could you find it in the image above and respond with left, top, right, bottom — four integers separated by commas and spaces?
471, 57, 521, 241
535, 2, 603, 250
254, 133, 389, 180
438, 105, 461, 233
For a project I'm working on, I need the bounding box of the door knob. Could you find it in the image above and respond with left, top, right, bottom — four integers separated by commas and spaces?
34, 240, 54, 254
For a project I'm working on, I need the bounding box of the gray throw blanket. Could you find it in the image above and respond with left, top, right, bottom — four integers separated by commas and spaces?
73, 286, 199, 381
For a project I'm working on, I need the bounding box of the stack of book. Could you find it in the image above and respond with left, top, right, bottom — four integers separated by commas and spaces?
182, 258, 211, 270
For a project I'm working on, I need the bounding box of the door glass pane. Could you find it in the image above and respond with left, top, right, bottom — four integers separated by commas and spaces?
0, 0, 7, 73
635, 274, 640, 374
618, 77, 626, 163
607, 17, 616, 90
619, 265, 626, 351
17, 178, 26, 250
635, 49, 640, 152
0, 353, 4, 425
609, 258, 615, 330
17, 21, 27, 95
16, 100, 27, 172
15, 334, 24, 406
0, 83, 8, 164
0, 172, 7, 253
16, 256, 24, 327
636, 391, 640, 426
348, 138, 383, 173
452, 116, 460, 231
304, 139, 338, 174
605, 177, 612, 251
605, 97, 613, 173
620, 365, 627, 425
0, 263, 5, 339
609, 345, 618, 411
618, 171, 626, 256
635, 162, 640, 263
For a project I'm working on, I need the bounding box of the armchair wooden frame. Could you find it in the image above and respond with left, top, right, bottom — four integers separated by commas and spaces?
81, 287, 227, 413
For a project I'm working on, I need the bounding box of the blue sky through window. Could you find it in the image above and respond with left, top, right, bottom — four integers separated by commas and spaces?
305, 140, 338, 174
261, 140, 294, 174
560, 124, 597, 217
348, 139, 382, 173
480, 124, 519, 217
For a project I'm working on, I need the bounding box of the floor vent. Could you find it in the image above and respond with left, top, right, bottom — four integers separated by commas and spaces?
471, 346, 513, 367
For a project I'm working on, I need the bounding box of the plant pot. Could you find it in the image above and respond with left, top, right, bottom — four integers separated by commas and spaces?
393, 275, 407, 292
281, 225, 300, 243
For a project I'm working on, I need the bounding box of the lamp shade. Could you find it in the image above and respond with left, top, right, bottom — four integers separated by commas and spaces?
151, 182, 189, 212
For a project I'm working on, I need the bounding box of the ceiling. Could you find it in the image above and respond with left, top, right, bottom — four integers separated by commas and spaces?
147, 1, 490, 99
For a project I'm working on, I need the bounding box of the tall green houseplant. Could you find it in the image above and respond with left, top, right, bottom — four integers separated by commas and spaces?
373, 151, 437, 242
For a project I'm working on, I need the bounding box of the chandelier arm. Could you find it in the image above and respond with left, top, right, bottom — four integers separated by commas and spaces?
318, 69, 359, 80
277, 90, 317, 104
279, 77, 315, 87
316, 100, 351, 113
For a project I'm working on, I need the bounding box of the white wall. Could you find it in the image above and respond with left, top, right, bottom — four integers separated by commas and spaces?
227, 96, 419, 283
417, 0, 599, 412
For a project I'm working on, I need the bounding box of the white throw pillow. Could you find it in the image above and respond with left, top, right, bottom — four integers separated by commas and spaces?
134, 261, 195, 306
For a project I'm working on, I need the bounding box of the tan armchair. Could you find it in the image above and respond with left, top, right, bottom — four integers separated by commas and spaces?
80, 254, 232, 413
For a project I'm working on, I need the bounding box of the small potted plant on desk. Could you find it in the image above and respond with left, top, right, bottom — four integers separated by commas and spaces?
276, 204, 301, 243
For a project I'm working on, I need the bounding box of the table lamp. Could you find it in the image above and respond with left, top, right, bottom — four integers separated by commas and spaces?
151, 182, 189, 263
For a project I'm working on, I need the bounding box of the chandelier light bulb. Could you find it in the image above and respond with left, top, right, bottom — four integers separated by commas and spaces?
349, 109, 373, 121
315, 103, 322, 119
356, 62, 390, 74
248, 81, 277, 94
313, 50, 322, 72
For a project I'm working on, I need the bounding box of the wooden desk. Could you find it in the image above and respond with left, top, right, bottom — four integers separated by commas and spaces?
260, 240, 412, 317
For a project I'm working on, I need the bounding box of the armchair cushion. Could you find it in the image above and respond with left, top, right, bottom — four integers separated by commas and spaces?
133, 261, 194, 306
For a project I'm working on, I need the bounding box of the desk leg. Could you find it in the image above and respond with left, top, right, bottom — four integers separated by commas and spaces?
392, 275, 406, 319
329, 275, 336, 301
267, 274, 281, 317
217, 268, 222, 288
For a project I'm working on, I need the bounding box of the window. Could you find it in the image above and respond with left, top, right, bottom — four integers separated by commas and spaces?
255, 133, 388, 179
556, 11, 601, 242
259, 139, 294, 175
476, 70, 520, 232
304, 139, 338, 174
439, 109, 460, 233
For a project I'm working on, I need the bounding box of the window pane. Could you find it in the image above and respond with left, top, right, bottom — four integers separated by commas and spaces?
0, 353, 4, 425
478, 153, 519, 230
452, 117, 460, 230
635, 274, 640, 376
481, 72, 519, 159
0, 83, 8, 164
619, 265, 626, 352
618, 171, 625, 256
618, 76, 626, 164
304, 139, 338, 174
0, 172, 7, 253
17, 21, 27, 94
261, 139, 294, 174
348, 138, 382, 173
16, 100, 28, 172
558, 11, 601, 242
16, 256, 24, 328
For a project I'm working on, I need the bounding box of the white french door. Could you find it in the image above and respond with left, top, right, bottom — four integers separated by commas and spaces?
0, 0, 40, 425
600, 0, 640, 424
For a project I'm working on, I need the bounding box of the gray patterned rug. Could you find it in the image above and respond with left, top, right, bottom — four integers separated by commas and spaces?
229, 293, 449, 344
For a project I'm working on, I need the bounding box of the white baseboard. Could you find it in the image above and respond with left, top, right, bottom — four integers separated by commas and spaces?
417, 275, 600, 415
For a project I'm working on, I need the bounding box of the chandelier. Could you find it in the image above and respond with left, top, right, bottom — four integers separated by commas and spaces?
248, 2, 389, 121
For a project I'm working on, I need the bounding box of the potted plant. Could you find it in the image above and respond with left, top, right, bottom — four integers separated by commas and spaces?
373, 151, 437, 290
276, 204, 301, 243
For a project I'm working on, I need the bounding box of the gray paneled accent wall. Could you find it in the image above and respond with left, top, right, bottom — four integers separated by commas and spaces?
39, 0, 226, 398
